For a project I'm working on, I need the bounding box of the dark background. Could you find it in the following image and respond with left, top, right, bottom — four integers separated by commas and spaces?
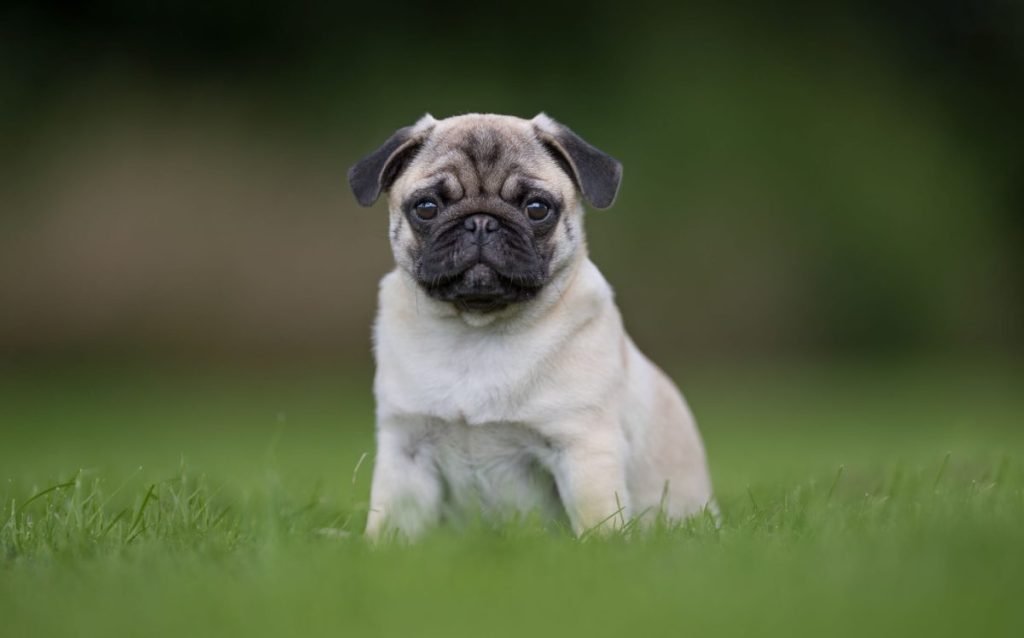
1, 1, 1022, 370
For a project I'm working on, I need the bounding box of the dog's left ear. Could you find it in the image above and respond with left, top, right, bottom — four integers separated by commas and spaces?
532, 113, 623, 209
348, 114, 436, 207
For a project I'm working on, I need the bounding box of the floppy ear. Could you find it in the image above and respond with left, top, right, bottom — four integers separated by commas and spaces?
532, 113, 623, 209
348, 115, 436, 206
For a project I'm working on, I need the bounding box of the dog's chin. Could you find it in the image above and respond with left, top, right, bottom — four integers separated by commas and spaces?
418, 263, 543, 315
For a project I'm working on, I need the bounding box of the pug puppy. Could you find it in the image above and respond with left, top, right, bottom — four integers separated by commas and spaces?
349, 113, 713, 540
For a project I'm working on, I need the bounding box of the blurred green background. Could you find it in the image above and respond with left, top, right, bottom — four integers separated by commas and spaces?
2, 1, 1021, 367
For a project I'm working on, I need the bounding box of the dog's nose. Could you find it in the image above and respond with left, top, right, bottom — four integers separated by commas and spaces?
463, 214, 500, 238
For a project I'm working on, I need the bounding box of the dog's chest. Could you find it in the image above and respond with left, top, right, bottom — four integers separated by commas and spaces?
377, 320, 557, 425
426, 420, 564, 524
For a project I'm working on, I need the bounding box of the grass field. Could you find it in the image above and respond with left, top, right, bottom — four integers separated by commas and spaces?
2, 360, 1023, 637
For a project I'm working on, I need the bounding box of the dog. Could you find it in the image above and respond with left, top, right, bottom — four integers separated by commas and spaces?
348, 113, 713, 539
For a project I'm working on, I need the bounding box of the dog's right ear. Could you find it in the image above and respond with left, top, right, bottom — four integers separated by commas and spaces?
348, 114, 436, 207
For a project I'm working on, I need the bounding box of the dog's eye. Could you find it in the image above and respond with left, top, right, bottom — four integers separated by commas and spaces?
412, 198, 439, 220
525, 200, 551, 221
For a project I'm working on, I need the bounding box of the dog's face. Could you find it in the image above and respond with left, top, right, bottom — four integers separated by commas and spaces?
348, 113, 622, 314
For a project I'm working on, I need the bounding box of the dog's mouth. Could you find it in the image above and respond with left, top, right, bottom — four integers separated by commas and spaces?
454, 294, 508, 313
418, 262, 543, 313
413, 217, 550, 314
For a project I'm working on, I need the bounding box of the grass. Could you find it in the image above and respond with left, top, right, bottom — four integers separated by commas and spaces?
1, 359, 1023, 637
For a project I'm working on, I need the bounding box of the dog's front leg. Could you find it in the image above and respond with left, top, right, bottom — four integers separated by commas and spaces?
364, 420, 441, 542
549, 420, 631, 537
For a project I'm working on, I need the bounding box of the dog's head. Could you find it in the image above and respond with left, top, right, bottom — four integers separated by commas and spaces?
348, 113, 622, 314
